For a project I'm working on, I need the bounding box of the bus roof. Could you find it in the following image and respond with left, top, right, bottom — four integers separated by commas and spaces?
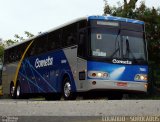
5, 16, 87, 50
5, 15, 144, 50
88, 15, 144, 25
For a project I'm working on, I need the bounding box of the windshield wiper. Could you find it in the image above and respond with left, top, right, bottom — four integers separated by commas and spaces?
124, 38, 141, 63
110, 29, 121, 58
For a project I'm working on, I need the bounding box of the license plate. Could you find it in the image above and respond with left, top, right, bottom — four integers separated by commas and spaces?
117, 82, 128, 87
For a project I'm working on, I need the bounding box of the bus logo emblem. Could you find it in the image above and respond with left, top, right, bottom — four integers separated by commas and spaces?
35, 56, 53, 69
112, 59, 132, 65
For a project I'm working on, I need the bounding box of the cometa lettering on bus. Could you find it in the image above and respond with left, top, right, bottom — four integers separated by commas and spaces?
35, 56, 53, 69
112, 59, 132, 65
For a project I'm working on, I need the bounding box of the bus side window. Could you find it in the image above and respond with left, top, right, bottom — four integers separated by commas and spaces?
67, 33, 75, 46
9, 48, 17, 62
48, 30, 62, 51
62, 23, 77, 47
30, 46, 36, 56
78, 32, 86, 58
37, 47, 43, 54
4, 51, 8, 64
50, 41, 56, 50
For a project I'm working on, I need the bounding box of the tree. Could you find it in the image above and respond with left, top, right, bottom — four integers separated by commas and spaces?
0, 31, 34, 60
4, 39, 18, 47
24, 31, 34, 38
104, 0, 160, 92
4, 31, 34, 47
104, 0, 160, 63
0, 46, 4, 61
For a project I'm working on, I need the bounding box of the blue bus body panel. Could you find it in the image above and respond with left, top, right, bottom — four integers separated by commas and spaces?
18, 50, 76, 94
16, 15, 146, 94
87, 61, 148, 82
88, 16, 144, 25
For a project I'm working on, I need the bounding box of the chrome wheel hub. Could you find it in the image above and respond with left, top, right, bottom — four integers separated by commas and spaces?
64, 82, 71, 97
16, 86, 20, 97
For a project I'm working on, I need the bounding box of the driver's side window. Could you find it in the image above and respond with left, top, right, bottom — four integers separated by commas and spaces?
78, 30, 87, 58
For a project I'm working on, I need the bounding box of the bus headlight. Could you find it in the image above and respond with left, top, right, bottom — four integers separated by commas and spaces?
88, 71, 109, 79
134, 74, 147, 81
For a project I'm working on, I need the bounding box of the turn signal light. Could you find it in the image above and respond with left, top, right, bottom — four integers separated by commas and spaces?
134, 74, 147, 81
92, 73, 96, 77
88, 71, 109, 79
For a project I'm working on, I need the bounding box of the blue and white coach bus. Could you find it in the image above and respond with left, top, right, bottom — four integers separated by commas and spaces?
2, 15, 148, 100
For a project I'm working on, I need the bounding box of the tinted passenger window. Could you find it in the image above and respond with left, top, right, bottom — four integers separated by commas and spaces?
4, 41, 30, 64
28, 34, 48, 56
78, 30, 87, 58
48, 30, 62, 51
62, 24, 77, 47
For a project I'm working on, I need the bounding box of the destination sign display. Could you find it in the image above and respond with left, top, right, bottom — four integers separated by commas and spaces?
97, 21, 119, 27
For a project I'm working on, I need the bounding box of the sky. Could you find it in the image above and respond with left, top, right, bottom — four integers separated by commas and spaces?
0, 0, 159, 40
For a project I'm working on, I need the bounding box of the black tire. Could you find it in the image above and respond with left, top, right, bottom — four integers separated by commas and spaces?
62, 77, 77, 100
10, 82, 16, 99
45, 93, 61, 101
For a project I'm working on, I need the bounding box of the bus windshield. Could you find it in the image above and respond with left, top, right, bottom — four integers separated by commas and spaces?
90, 27, 147, 62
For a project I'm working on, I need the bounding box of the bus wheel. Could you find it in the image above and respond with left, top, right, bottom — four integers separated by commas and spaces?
15, 82, 22, 99
10, 82, 15, 99
63, 77, 76, 100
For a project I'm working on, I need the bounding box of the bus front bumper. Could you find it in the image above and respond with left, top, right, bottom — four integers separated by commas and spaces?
82, 80, 148, 93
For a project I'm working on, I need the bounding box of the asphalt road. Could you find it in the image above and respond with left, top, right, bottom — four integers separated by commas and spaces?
0, 99, 159, 116
0, 100, 160, 122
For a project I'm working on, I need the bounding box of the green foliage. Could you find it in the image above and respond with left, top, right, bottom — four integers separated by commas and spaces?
4, 31, 34, 47
24, 31, 34, 38
0, 31, 34, 60
104, 0, 160, 91
103, 0, 160, 63
4, 39, 18, 47
0, 46, 4, 61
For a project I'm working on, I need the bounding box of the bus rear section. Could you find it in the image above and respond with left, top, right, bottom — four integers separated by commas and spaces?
0, 63, 2, 96
0, 81, 2, 96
